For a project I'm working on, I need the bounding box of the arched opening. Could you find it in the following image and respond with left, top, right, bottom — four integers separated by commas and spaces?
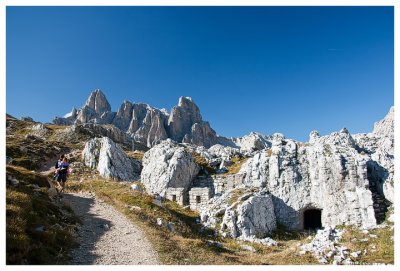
303, 209, 322, 230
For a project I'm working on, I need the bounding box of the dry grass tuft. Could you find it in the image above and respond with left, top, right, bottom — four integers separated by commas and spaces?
223, 156, 248, 175
126, 150, 145, 161
191, 152, 216, 175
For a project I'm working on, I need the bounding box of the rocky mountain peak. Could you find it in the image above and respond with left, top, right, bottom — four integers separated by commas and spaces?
84, 89, 111, 115
178, 96, 193, 106
309, 130, 320, 143
167, 96, 217, 147
373, 106, 394, 138
174, 96, 202, 122
64, 107, 78, 119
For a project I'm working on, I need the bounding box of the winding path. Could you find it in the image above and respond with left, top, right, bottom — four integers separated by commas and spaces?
63, 192, 159, 265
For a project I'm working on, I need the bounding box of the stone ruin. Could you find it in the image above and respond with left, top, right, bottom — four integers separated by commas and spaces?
165, 188, 185, 206
189, 187, 213, 210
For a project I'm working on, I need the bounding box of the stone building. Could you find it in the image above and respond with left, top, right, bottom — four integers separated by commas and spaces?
165, 188, 185, 206
189, 187, 213, 210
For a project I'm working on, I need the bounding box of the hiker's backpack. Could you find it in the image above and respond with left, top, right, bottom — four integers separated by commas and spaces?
58, 162, 69, 174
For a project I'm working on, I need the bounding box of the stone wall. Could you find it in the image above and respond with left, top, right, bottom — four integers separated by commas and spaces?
189, 187, 213, 210
165, 188, 185, 206
213, 173, 246, 194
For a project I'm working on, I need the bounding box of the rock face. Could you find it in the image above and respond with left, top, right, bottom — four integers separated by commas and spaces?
168, 97, 218, 148
240, 131, 377, 229
82, 137, 141, 181
233, 132, 271, 154
137, 107, 392, 234
373, 106, 394, 137
83, 89, 111, 115
127, 104, 169, 147
53, 91, 218, 148
140, 139, 200, 197
29, 123, 50, 137
300, 226, 346, 264
221, 194, 277, 238
353, 107, 394, 204
198, 188, 277, 241
168, 97, 202, 142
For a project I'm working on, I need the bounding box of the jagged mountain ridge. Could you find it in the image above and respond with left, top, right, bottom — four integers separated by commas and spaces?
54, 90, 218, 148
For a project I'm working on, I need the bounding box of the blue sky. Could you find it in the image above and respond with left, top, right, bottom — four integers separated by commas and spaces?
6, 6, 393, 142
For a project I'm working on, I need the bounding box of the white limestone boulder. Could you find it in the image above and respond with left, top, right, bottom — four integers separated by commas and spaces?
220, 193, 277, 238
233, 132, 271, 154
140, 139, 200, 196
82, 137, 141, 181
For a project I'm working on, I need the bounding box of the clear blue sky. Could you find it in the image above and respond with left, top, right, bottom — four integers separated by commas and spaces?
6, 6, 393, 142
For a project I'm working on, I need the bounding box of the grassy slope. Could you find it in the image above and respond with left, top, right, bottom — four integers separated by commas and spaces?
5, 117, 84, 264
339, 223, 394, 264
6, 165, 80, 264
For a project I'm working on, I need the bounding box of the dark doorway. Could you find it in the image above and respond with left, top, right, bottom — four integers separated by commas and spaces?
303, 209, 322, 230
172, 195, 177, 202
196, 196, 201, 204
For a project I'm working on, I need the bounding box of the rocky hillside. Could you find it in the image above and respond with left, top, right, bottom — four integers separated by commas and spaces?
52, 90, 394, 230
6, 90, 394, 265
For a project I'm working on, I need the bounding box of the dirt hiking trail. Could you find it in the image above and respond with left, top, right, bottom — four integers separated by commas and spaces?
63, 191, 159, 265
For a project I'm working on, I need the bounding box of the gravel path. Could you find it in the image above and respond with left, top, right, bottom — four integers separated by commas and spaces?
64, 192, 159, 265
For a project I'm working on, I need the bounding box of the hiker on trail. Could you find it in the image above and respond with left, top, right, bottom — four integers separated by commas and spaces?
54, 154, 65, 172
53, 154, 64, 181
55, 157, 70, 193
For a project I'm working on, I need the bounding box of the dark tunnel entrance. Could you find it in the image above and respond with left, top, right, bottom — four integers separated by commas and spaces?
303, 209, 322, 230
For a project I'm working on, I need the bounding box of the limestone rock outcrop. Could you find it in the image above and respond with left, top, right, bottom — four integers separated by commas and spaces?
353, 107, 394, 204
373, 106, 394, 137
208, 144, 240, 162
29, 123, 50, 137
69, 123, 131, 146
233, 132, 271, 154
140, 139, 200, 196
198, 189, 276, 240
82, 137, 141, 181
182, 121, 218, 148
240, 132, 377, 229
221, 193, 277, 238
